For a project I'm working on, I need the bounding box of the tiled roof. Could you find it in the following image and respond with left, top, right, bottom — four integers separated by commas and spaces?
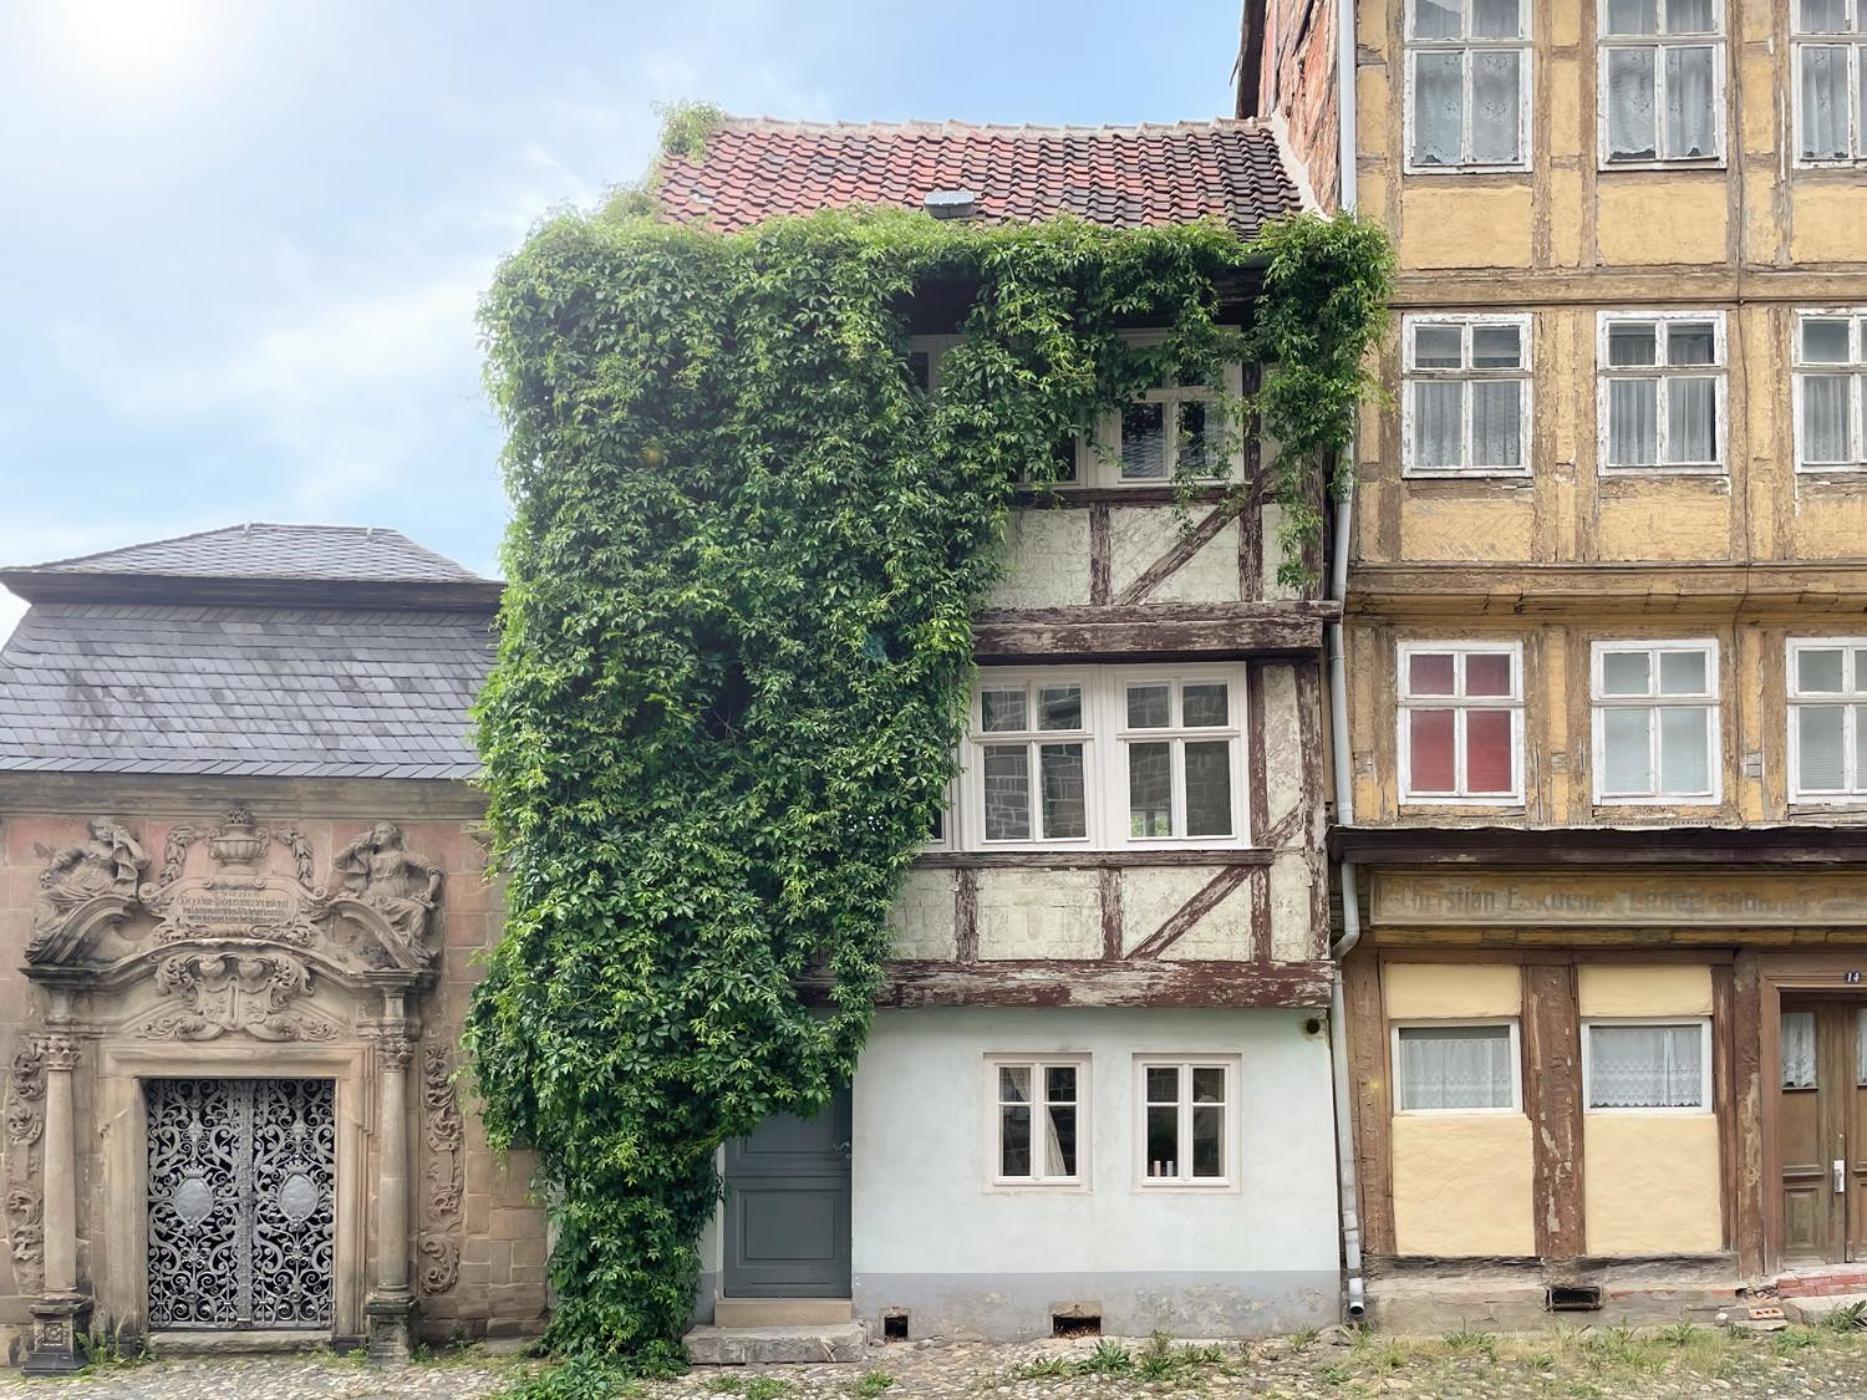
0, 603, 492, 779
656, 118, 1303, 237
15, 523, 482, 584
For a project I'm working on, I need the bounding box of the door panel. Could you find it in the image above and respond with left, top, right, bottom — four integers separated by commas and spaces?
1852, 1008, 1867, 1263
1776, 1001, 1863, 1266
723, 1089, 851, 1298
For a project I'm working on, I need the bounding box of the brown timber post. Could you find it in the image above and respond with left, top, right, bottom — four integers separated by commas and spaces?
1523, 962, 1585, 1264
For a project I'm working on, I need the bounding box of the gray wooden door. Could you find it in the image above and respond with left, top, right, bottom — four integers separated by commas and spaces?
722, 1088, 852, 1298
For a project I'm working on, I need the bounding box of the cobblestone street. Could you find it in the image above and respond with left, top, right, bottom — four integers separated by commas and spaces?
2, 1327, 1866, 1399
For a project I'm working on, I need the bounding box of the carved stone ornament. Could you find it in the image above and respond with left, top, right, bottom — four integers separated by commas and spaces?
3, 1042, 46, 1295
29, 818, 147, 960
141, 951, 337, 1042
137, 806, 327, 949
333, 823, 443, 965
415, 1047, 464, 1295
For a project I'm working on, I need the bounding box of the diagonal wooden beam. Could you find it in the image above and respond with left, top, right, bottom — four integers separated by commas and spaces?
1113, 500, 1244, 607
1126, 863, 1254, 960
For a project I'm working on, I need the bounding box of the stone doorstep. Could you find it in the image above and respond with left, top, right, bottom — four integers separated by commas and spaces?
684, 1321, 866, 1366
1784, 1291, 1867, 1324
1776, 1267, 1867, 1299
147, 1330, 336, 1358
713, 1298, 855, 1328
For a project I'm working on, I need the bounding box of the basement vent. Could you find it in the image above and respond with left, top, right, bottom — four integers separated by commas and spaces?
923, 188, 979, 220
1051, 1311, 1102, 1338
882, 1310, 909, 1341
1547, 1284, 1603, 1312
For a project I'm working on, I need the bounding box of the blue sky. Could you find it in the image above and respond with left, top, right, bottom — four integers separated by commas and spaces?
0, 0, 1246, 640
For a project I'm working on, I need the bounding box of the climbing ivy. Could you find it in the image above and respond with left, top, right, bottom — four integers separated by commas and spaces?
467, 199, 1390, 1378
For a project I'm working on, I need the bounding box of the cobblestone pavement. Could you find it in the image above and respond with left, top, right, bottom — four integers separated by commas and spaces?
1, 1328, 1866, 1399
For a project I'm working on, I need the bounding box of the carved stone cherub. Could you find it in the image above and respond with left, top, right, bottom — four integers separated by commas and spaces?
33, 818, 147, 938
333, 822, 443, 954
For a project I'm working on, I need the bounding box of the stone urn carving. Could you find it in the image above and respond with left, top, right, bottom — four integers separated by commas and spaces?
208, 804, 269, 871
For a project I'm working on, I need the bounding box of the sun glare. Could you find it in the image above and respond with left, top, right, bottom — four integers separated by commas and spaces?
32, 0, 226, 94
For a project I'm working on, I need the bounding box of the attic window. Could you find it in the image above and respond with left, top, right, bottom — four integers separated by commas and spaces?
923, 189, 978, 219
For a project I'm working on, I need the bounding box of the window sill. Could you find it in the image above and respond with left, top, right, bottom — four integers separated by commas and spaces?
985, 1180, 1090, 1195
916, 848, 1274, 869
1401, 164, 1534, 178
1597, 159, 1727, 174
1398, 797, 1527, 811
1134, 1179, 1238, 1194
1401, 468, 1533, 483
1598, 465, 1728, 479
1795, 464, 1867, 479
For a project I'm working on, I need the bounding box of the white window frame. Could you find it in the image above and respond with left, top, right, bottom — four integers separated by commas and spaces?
1403, 0, 1534, 174
1390, 1019, 1524, 1115
1595, 0, 1728, 169
1589, 638, 1722, 805
983, 1054, 1091, 1190
1792, 309, 1867, 473
1581, 1017, 1714, 1115
1791, 0, 1867, 168
1396, 640, 1526, 805
1133, 1055, 1240, 1190
1787, 637, 1867, 803
1595, 311, 1728, 475
957, 663, 1252, 852
1401, 313, 1534, 477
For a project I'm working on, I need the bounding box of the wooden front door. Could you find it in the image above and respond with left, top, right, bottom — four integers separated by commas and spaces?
722, 1089, 852, 1298
1777, 999, 1867, 1265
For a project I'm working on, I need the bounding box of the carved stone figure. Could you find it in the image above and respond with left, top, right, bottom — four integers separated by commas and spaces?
32, 819, 146, 945
334, 823, 442, 956
142, 951, 335, 1042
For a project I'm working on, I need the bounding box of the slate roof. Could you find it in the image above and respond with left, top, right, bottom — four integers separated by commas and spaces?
10, 523, 481, 585
655, 118, 1303, 238
0, 525, 497, 780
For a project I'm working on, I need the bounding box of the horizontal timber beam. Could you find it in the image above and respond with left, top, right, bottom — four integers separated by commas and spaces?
973, 602, 1333, 661
810, 958, 1334, 1010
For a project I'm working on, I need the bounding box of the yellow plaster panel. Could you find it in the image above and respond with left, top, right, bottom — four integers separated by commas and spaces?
1596, 487, 1731, 561
1547, 59, 1584, 161
1393, 1114, 1536, 1256
1400, 186, 1534, 269
1741, 54, 1779, 154
1583, 1115, 1723, 1255
1744, 170, 1781, 265
1549, 169, 1585, 268
1385, 963, 1522, 1020
1549, 0, 1582, 45
1791, 187, 1867, 265
1577, 964, 1714, 1018
1597, 180, 1727, 266
1791, 484, 1867, 559
1398, 493, 1534, 561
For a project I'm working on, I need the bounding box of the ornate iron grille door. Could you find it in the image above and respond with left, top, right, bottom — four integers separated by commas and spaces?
146, 1078, 335, 1330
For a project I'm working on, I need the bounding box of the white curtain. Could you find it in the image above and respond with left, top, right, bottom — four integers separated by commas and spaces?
1803, 374, 1851, 463
1398, 1025, 1514, 1110
1668, 376, 1717, 462
1801, 46, 1851, 161
1471, 51, 1521, 163
1782, 1010, 1817, 1089
1666, 46, 1716, 158
1798, 705, 1847, 789
1472, 380, 1523, 466
1414, 52, 1464, 165
1414, 381, 1464, 466
1609, 379, 1659, 465
1589, 1024, 1703, 1108
1607, 49, 1658, 159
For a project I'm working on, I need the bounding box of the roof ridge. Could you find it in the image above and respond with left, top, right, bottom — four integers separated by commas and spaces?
8, 521, 487, 584
19, 521, 435, 572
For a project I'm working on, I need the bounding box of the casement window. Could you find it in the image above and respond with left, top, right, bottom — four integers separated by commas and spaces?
1583, 1020, 1712, 1111
959, 665, 1249, 851
1597, 313, 1726, 472
1397, 642, 1524, 803
1794, 311, 1867, 471
1788, 640, 1867, 801
1393, 1021, 1521, 1112
1136, 1058, 1236, 1186
1402, 315, 1533, 476
1793, 0, 1867, 164
987, 1057, 1086, 1186
1599, 0, 1725, 165
1405, 0, 1532, 171
1590, 640, 1720, 803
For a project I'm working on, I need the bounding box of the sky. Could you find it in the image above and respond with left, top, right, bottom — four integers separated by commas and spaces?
0, 0, 1248, 642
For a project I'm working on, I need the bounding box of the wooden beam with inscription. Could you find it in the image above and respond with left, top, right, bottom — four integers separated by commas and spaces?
1371, 870, 1867, 932
972, 602, 1332, 661
803, 958, 1335, 1009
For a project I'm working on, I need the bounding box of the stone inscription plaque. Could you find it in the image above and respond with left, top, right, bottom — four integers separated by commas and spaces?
174, 886, 301, 931
1372, 871, 1867, 929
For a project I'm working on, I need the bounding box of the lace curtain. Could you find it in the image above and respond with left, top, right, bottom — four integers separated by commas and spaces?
1472, 380, 1522, 466
1397, 1025, 1514, 1110
1801, 45, 1853, 161
1608, 380, 1659, 464
1781, 1010, 1817, 1089
1666, 47, 1716, 158
1588, 1023, 1704, 1108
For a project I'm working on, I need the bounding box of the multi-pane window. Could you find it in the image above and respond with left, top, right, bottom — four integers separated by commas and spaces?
1397, 642, 1524, 803
1403, 315, 1532, 475
1114, 367, 1238, 484
1591, 641, 1720, 802
1406, 0, 1532, 170
1584, 1021, 1711, 1110
1598, 314, 1725, 471
1599, 0, 1724, 164
1138, 1059, 1234, 1185
1795, 311, 1867, 471
1781, 1009, 1817, 1088
1794, 0, 1867, 164
1788, 640, 1867, 801
1394, 1022, 1520, 1112
959, 666, 1249, 851
990, 1058, 1084, 1185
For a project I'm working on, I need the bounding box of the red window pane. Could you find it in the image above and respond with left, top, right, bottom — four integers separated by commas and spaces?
1409, 709, 1456, 792
1465, 652, 1512, 697
1465, 709, 1513, 794
1409, 652, 1456, 696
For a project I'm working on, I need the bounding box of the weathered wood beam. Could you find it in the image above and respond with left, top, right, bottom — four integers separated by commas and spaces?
820, 958, 1333, 1009
1523, 963, 1585, 1263
1127, 865, 1254, 959
1114, 502, 1243, 607
972, 603, 1332, 661
1343, 949, 1396, 1256
914, 849, 1274, 870
1334, 825, 1867, 865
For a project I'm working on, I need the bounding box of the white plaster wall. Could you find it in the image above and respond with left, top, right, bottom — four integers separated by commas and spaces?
887, 868, 959, 960
975, 869, 1101, 959
850, 1007, 1339, 1280
983, 512, 1091, 609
